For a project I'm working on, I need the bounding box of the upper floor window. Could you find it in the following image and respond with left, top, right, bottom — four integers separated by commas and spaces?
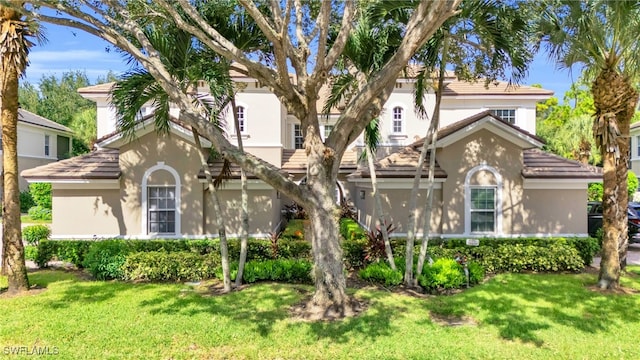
491, 109, 516, 124
323, 125, 334, 140
392, 106, 404, 134
294, 124, 304, 149
44, 135, 50, 156
236, 106, 246, 133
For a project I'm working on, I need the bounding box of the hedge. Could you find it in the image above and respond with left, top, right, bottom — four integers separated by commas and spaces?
122, 251, 220, 281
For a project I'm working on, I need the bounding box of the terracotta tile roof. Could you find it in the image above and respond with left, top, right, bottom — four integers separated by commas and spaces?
282, 148, 358, 173
443, 79, 553, 96
18, 109, 72, 133
351, 144, 447, 179
21, 148, 121, 180
77, 82, 115, 94
522, 149, 602, 179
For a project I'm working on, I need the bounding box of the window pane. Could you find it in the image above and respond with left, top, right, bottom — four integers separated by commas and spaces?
150, 187, 159, 198
149, 211, 158, 221
149, 222, 159, 233
167, 222, 175, 233
149, 199, 158, 210
167, 211, 175, 221
147, 186, 177, 234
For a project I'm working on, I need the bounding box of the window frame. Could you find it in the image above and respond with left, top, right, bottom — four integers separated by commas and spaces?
147, 185, 177, 235
293, 124, 304, 149
141, 162, 181, 237
391, 106, 404, 134
464, 164, 503, 236
469, 187, 497, 233
491, 109, 516, 124
44, 134, 50, 156
236, 105, 246, 134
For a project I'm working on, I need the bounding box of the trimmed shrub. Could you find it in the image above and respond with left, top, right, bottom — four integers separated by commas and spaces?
340, 218, 366, 240
358, 262, 403, 286
24, 245, 38, 262
281, 219, 307, 240
419, 258, 465, 290
242, 259, 312, 284
19, 191, 35, 213
122, 251, 220, 282
82, 240, 130, 280
479, 244, 584, 273
23, 225, 51, 245
467, 261, 486, 284
27, 205, 52, 221
29, 182, 52, 209
36, 240, 93, 268
342, 239, 367, 269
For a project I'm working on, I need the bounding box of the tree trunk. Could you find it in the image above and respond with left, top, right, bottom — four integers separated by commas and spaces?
303, 129, 355, 317
365, 145, 395, 270
593, 68, 638, 289
231, 98, 250, 288
415, 38, 448, 283
598, 150, 621, 288
191, 129, 231, 292
1, 7, 29, 291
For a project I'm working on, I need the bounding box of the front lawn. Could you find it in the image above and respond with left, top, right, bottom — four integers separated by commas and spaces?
1, 269, 640, 359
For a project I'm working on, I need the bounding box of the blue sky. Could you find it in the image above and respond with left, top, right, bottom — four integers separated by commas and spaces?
24, 23, 580, 101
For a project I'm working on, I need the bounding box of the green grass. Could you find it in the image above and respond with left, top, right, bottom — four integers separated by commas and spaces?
20, 215, 52, 224
2, 269, 640, 359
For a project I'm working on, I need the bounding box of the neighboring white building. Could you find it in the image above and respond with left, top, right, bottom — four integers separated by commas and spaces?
1, 109, 72, 191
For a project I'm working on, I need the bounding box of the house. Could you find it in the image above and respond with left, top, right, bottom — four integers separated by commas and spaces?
2, 109, 72, 192
629, 122, 640, 183
21, 71, 601, 239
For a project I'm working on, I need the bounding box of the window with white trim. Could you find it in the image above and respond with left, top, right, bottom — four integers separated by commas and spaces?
147, 186, 176, 234
636, 136, 640, 157
323, 125, 334, 140
491, 109, 516, 124
470, 187, 496, 233
236, 106, 246, 133
294, 124, 304, 149
44, 135, 50, 156
392, 107, 404, 133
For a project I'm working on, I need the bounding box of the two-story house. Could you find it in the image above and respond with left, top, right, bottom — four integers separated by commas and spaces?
1, 109, 72, 193
22, 71, 600, 239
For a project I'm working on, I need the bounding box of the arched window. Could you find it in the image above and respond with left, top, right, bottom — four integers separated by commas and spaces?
392, 106, 404, 134
237, 106, 246, 133
464, 164, 502, 235
141, 162, 181, 236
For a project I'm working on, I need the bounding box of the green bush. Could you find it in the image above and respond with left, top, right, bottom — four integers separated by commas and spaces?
82, 240, 130, 280
340, 218, 366, 240
19, 191, 35, 213
24, 245, 38, 262
36, 240, 93, 268
418, 258, 465, 290
27, 205, 52, 220
29, 182, 52, 209
467, 261, 485, 284
122, 251, 220, 282
22, 225, 51, 245
242, 259, 312, 284
358, 262, 403, 286
479, 244, 584, 273
342, 239, 367, 269
281, 219, 307, 240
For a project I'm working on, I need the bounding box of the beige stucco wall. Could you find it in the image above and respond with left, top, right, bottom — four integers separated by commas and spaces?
118, 131, 205, 236
354, 185, 443, 235
52, 188, 122, 237
435, 128, 526, 235
16, 156, 55, 191
521, 188, 587, 235
204, 187, 280, 236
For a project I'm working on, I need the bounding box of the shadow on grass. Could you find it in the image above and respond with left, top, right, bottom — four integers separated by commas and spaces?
425, 272, 640, 347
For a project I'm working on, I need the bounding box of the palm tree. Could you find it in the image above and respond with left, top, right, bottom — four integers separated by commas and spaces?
393, 0, 534, 285
540, 0, 640, 289
111, 25, 237, 291
0, 4, 37, 292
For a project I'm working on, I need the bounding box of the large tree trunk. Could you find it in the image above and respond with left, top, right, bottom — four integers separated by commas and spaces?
593, 68, 638, 289
302, 128, 355, 318
1, 5, 29, 292
365, 145, 395, 270
191, 129, 231, 292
